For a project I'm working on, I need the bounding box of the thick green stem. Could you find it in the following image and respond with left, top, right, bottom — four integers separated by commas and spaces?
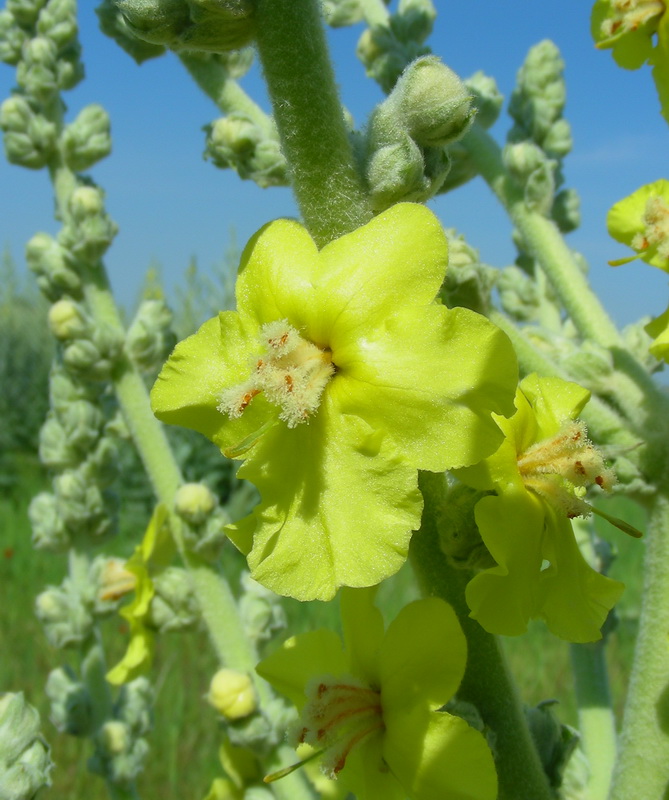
411, 471, 553, 800
254, 0, 372, 244
569, 641, 617, 800
179, 53, 275, 136
610, 489, 669, 799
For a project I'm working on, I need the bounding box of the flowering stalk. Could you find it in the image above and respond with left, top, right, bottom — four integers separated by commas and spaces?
412, 471, 554, 800
253, 0, 373, 244
610, 489, 669, 799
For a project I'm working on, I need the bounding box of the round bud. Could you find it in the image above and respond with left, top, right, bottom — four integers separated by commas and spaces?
47, 299, 87, 340
206, 669, 256, 720
175, 482, 217, 525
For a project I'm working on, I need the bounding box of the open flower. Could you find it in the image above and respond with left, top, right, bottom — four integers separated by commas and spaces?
456, 374, 626, 642
257, 588, 497, 800
151, 203, 517, 601
607, 179, 669, 269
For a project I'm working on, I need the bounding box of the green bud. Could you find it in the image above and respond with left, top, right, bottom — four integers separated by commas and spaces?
497, 264, 540, 322
6, 0, 49, 27
36, 0, 78, 49
88, 437, 120, 488
45, 666, 93, 737
115, 677, 153, 736
90, 719, 150, 784
49, 364, 98, 413
356, 25, 429, 94
26, 232, 81, 297
148, 566, 199, 632
0, 95, 57, 169
434, 480, 495, 569
206, 669, 257, 721
59, 185, 118, 263
466, 70, 503, 130
562, 341, 613, 393
39, 415, 78, 469
542, 118, 572, 158
394, 56, 474, 148
29, 491, 69, 550
503, 141, 556, 214
525, 701, 579, 790
175, 482, 217, 524
366, 134, 427, 212
117, 0, 255, 53
126, 298, 175, 371
238, 572, 286, 645
62, 104, 112, 171
61, 323, 123, 381
440, 229, 497, 315
396, 0, 436, 44
322, 0, 364, 28
35, 581, 94, 648
524, 159, 555, 214
16, 35, 59, 98
0, 693, 53, 799
56, 41, 85, 91
47, 297, 87, 339
96, 0, 167, 63
0, 11, 28, 66
54, 467, 113, 537
552, 188, 580, 233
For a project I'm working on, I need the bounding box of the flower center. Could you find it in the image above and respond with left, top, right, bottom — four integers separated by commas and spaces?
600, 0, 665, 38
631, 194, 669, 262
292, 675, 384, 779
517, 420, 615, 518
218, 320, 335, 428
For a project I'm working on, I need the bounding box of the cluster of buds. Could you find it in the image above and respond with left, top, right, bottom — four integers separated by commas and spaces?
439, 228, 497, 316
362, 55, 474, 211
0, 693, 53, 799
174, 481, 230, 558
357, 0, 435, 92
126, 298, 176, 373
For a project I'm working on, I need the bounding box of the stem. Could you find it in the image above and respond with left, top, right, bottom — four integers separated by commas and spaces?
569, 641, 617, 800
253, 0, 373, 245
610, 489, 669, 800
461, 124, 621, 348
411, 471, 553, 800
179, 54, 275, 136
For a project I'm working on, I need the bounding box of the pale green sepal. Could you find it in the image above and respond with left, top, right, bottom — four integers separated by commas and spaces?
255, 629, 347, 708
467, 492, 545, 637
151, 312, 271, 451
334, 305, 518, 471
340, 588, 384, 687
383, 706, 498, 800
378, 598, 466, 714
237, 396, 422, 601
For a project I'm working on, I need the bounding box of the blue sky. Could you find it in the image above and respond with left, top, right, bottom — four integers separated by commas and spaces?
1, 2, 668, 329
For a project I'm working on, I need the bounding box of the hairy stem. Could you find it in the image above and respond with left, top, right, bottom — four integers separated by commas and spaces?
254, 0, 372, 245
570, 641, 617, 800
411, 471, 553, 800
610, 489, 669, 799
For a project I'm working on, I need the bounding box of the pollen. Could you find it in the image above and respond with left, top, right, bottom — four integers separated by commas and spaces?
217, 320, 335, 428
517, 420, 616, 518
290, 674, 384, 780
600, 0, 665, 38
631, 194, 669, 262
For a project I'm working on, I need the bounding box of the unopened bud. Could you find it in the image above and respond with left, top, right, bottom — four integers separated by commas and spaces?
175, 482, 217, 525
16, 35, 59, 98
6, 0, 49, 26
0, 95, 57, 170
62, 104, 112, 171
0, 693, 53, 799
47, 298, 87, 339
366, 134, 427, 211
46, 666, 93, 737
395, 56, 474, 147
0, 12, 27, 66
37, 0, 78, 49
206, 669, 256, 720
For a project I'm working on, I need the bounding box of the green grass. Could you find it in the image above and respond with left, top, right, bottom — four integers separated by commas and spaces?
1, 471, 644, 798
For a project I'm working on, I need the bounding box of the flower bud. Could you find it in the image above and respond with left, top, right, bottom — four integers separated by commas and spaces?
16, 35, 59, 98
56, 40, 84, 90
29, 491, 69, 550
542, 118, 572, 158
395, 56, 474, 147
439, 229, 496, 316
6, 0, 48, 27
47, 298, 87, 339
206, 669, 256, 720
437, 480, 495, 570
70, 185, 104, 217
90, 718, 149, 784
552, 188, 580, 233
126, 298, 175, 371
46, 666, 93, 736
175, 482, 217, 524
0, 95, 57, 169
37, 0, 78, 49
148, 566, 199, 632
466, 70, 503, 130
395, 0, 436, 44
115, 677, 153, 736
322, 0, 364, 27
0, 693, 53, 799
238, 572, 286, 645
39, 415, 78, 469
59, 186, 118, 263
117, 0, 255, 53
35, 582, 94, 648
62, 104, 112, 171
0, 11, 27, 66
26, 232, 81, 297
366, 134, 427, 211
